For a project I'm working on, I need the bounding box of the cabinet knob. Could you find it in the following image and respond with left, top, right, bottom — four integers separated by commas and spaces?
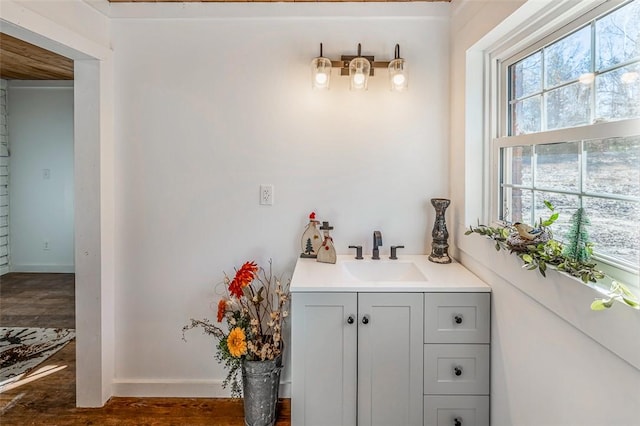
347, 315, 355, 325
361, 315, 369, 325
454, 314, 463, 325
454, 417, 462, 426
453, 366, 463, 377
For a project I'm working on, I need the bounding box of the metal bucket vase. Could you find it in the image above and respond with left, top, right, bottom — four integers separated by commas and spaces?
242, 354, 283, 426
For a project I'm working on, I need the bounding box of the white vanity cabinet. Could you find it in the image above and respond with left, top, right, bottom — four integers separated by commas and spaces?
292, 292, 424, 426
290, 256, 491, 426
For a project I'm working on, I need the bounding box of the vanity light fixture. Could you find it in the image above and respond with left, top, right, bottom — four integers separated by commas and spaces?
388, 44, 408, 92
310, 43, 408, 92
311, 43, 332, 90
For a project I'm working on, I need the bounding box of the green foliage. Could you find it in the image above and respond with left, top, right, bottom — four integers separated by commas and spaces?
466, 202, 638, 311
562, 207, 592, 263
591, 281, 640, 311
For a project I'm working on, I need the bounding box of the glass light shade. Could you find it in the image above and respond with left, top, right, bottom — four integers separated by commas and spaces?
349, 57, 370, 91
388, 58, 408, 91
311, 57, 332, 90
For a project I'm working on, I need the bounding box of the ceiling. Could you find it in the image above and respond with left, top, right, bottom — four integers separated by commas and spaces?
0, 33, 73, 80
107, 0, 446, 2
0, 0, 447, 80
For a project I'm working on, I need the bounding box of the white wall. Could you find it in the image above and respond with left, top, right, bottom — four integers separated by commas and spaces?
110, 3, 450, 396
450, 1, 640, 425
8, 82, 74, 273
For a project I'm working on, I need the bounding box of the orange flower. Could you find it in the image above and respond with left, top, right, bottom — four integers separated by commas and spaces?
217, 299, 226, 322
227, 327, 247, 358
229, 261, 258, 298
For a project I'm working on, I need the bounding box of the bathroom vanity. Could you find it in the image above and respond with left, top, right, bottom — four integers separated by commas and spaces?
290, 255, 491, 426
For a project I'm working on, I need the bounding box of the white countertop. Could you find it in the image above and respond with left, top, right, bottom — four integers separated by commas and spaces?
290, 255, 491, 292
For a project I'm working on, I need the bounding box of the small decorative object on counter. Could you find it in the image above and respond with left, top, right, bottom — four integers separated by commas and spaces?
300, 212, 323, 258
428, 198, 452, 264
317, 221, 337, 264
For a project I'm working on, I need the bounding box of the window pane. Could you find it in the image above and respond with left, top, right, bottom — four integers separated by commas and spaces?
546, 82, 591, 130
511, 51, 542, 99
596, 1, 640, 71
595, 63, 640, 121
535, 142, 580, 191
503, 146, 533, 187
545, 26, 592, 88
512, 96, 541, 135
503, 186, 532, 224
585, 136, 640, 197
584, 197, 640, 267
534, 192, 580, 241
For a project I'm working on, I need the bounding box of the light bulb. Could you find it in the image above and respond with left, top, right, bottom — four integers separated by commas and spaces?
353, 72, 365, 87
392, 73, 406, 86
621, 71, 639, 84
315, 72, 328, 85
578, 73, 595, 85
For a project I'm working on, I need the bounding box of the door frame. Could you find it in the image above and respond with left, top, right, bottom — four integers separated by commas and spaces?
1, 3, 114, 407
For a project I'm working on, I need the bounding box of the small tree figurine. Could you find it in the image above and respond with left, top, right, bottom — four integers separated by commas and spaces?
304, 238, 314, 256
562, 207, 592, 263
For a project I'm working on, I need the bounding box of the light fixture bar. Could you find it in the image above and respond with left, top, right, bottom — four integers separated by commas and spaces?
311, 43, 407, 91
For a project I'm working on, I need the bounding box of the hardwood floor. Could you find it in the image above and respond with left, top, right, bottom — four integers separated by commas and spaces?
0, 273, 291, 425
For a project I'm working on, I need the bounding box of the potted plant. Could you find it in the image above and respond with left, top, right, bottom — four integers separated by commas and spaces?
183, 260, 290, 426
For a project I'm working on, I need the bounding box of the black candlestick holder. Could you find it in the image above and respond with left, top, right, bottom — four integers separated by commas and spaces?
428, 198, 452, 264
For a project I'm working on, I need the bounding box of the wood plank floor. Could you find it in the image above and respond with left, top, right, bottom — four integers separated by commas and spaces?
0, 273, 291, 425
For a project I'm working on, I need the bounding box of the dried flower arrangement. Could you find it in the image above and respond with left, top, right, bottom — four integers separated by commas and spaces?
182, 260, 290, 397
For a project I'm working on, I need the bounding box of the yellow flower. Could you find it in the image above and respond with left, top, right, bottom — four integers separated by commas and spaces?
227, 327, 247, 358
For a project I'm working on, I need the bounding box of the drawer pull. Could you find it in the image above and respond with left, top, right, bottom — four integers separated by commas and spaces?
453, 366, 463, 377
454, 417, 462, 426
362, 315, 370, 325
454, 314, 463, 324
347, 315, 355, 325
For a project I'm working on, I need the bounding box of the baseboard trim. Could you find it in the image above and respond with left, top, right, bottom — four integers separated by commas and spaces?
0, 265, 9, 275
10, 264, 75, 273
112, 379, 291, 399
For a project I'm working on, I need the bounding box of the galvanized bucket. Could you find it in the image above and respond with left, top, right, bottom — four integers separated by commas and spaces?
242, 355, 282, 426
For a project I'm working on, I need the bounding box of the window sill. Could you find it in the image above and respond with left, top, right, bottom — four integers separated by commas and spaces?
456, 225, 640, 371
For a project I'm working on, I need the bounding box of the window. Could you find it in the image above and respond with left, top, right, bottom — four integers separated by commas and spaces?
495, 0, 640, 272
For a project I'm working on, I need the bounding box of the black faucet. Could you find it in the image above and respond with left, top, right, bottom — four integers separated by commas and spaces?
372, 231, 382, 260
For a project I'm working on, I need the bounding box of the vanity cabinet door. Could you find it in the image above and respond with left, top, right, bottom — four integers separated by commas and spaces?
292, 292, 358, 426
358, 293, 424, 426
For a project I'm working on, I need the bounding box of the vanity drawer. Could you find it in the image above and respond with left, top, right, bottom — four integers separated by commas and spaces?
424, 344, 490, 395
424, 293, 490, 344
424, 395, 489, 426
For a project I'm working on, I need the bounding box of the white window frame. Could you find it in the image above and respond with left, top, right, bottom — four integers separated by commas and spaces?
488, 0, 640, 285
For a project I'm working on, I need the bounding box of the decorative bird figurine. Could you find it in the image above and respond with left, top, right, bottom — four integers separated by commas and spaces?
513, 222, 544, 240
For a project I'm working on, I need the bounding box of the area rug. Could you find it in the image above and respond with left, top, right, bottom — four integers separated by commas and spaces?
0, 327, 75, 391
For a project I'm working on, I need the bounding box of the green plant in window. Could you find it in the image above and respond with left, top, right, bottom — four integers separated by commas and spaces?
465, 202, 638, 311
562, 207, 593, 263
591, 281, 640, 311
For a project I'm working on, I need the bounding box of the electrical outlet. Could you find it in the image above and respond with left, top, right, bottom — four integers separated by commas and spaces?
260, 184, 274, 206
43, 240, 50, 251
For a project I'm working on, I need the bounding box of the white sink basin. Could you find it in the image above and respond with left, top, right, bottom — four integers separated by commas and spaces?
343, 261, 428, 282
290, 255, 491, 292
